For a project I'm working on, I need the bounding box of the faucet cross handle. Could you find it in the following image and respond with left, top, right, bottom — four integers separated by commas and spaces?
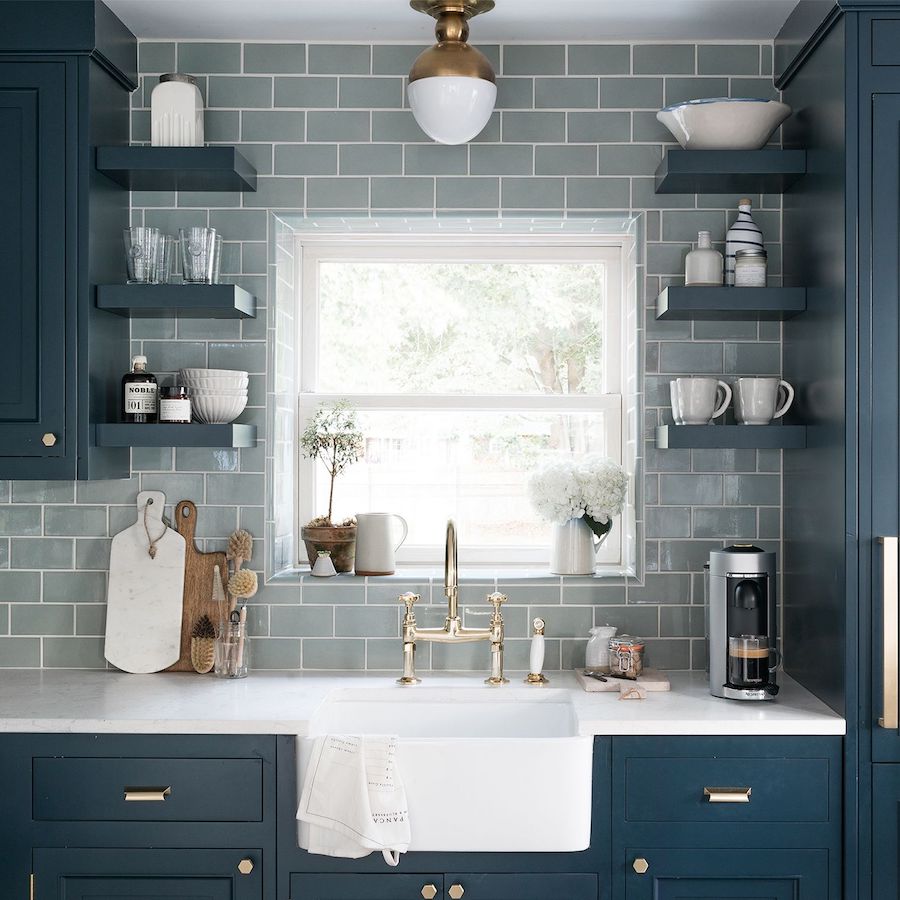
399, 592, 420, 618
487, 592, 507, 616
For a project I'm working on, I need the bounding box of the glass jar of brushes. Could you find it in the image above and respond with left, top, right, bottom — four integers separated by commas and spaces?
214, 608, 249, 678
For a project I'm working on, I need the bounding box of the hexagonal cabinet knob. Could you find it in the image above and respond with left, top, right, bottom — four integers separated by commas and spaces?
448, 885, 465, 900
632, 857, 649, 875
237, 858, 254, 875
421, 885, 438, 900
41, 433, 57, 447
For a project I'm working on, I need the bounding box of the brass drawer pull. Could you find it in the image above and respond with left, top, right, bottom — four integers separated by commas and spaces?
421, 886, 438, 900
124, 786, 172, 802
237, 858, 254, 875
633, 858, 649, 874
448, 885, 465, 900
704, 786, 751, 803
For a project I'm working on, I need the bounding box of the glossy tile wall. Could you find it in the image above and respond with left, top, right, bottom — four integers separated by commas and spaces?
0, 40, 783, 672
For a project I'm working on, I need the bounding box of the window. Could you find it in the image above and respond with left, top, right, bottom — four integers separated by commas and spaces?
296, 232, 634, 569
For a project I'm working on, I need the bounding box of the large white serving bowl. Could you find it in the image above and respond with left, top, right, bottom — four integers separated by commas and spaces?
190, 393, 248, 424
296, 686, 593, 853
188, 387, 249, 397
657, 97, 792, 150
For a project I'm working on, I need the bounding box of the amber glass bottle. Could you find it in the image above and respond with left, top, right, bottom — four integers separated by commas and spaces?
122, 355, 158, 423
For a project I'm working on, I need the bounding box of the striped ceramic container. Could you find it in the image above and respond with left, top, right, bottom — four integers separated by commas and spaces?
725, 198, 764, 286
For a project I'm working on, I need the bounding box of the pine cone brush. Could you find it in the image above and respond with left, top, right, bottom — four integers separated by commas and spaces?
227, 568, 258, 600
227, 529, 253, 572
190, 615, 216, 674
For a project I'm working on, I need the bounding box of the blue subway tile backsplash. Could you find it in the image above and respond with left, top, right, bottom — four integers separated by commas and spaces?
0, 38, 782, 673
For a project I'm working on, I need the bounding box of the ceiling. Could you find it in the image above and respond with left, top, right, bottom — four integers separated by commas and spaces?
104, 0, 799, 42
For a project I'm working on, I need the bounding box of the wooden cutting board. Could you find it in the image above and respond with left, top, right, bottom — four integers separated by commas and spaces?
105, 491, 186, 674
167, 499, 229, 673
574, 668, 671, 692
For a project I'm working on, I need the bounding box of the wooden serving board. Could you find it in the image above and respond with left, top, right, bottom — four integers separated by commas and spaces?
105, 491, 186, 674
166, 500, 229, 673
574, 668, 670, 692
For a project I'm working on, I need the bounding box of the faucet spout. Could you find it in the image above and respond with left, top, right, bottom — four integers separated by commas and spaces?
445, 519, 458, 621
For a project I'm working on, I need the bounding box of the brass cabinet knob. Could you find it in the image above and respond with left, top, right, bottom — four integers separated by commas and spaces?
237, 858, 254, 875
421, 886, 438, 900
632, 857, 649, 875
41, 433, 57, 447
448, 885, 464, 899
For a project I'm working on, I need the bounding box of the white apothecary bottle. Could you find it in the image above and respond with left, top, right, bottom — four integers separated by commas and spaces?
684, 230, 724, 286
151, 73, 204, 147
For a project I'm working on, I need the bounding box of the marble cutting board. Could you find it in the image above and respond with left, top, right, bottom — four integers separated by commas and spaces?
104, 490, 186, 674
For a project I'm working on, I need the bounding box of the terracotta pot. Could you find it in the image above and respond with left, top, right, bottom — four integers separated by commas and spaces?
301, 525, 357, 574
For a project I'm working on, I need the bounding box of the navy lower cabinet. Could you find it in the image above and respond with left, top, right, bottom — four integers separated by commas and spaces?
872, 766, 900, 898
34, 849, 263, 900
611, 737, 843, 899
623, 848, 829, 899
291, 873, 598, 900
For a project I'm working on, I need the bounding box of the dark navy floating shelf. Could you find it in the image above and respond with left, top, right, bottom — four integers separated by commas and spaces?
654, 149, 807, 194
96, 424, 257, 448
95, 146, 257, 192
96, 284, 256, 319
656, 425, 807, 449
657, 286, 807, 320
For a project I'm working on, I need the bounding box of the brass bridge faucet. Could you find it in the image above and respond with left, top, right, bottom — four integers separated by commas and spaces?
398, 520, 508, 686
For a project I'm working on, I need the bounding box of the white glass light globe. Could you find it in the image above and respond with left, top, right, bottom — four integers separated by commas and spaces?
407, 76, 497, 145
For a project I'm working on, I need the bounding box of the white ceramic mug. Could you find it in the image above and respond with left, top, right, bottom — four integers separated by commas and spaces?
670, 377, 732, 425
354, 513, 409, 576
733, 377, 794, 425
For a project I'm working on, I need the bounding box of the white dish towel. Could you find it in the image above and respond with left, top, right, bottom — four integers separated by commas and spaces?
297, 734, 411, 867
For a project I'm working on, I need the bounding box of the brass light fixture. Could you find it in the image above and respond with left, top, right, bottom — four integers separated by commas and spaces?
407, 0, 497, 145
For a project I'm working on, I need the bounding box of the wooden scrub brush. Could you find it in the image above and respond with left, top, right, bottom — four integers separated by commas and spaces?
190, 615, 216, 674
227, 568, 258, 601
227, 529, 253, 573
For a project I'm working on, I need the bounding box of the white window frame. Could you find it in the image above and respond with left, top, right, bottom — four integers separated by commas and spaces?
295, 232, 632, 570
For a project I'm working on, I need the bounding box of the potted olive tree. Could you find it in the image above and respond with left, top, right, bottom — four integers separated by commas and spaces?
299, 401, 364, 573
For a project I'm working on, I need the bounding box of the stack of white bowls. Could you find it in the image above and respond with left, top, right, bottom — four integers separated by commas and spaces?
179, 368, 249, 424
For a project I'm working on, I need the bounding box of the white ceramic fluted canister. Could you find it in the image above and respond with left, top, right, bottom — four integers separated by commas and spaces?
725, 198, 764, 286
354, 513, 409, 576
550, 518, 604, 575
585, 625, 618, 670
151, 73, 205, 147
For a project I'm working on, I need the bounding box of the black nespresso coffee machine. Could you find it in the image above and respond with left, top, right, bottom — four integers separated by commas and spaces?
705, 545, 779, 701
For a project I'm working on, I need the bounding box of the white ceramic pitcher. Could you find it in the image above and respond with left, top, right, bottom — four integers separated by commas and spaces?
355, 513, 409, 576
550, 518, 609, 576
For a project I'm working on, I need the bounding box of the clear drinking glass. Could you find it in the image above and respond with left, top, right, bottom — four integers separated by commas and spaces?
213, 616, 249, 678
211, 233, 223, 284
153, 234, 176, 284
123, 227, 160, 283
179, 226, 217, 283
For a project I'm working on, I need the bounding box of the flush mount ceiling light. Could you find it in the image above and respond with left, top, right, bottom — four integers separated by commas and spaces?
407, 0, 497, 145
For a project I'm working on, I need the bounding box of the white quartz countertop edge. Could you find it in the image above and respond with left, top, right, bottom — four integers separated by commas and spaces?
0, 669, 845, 736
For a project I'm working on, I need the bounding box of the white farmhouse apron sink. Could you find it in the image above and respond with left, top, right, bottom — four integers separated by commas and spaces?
297, 686, 593, 853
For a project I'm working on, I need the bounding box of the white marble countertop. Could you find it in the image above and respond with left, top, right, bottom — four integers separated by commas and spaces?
0, 669, 844, 736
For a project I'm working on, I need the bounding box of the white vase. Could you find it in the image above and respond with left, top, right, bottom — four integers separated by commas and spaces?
550, 518, 609, 575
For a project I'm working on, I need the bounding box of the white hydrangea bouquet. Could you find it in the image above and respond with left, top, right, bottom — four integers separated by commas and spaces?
529, 455, 628, 539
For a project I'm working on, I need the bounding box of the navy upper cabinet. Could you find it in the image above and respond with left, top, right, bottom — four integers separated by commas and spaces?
0, 62, 73, 476
0, 1, 135, 479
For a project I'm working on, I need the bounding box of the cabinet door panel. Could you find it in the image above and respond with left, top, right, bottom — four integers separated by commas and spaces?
623, 848, 829, 900
873, 765, 900, 898
34, 848, 261, 900
444, 873, 597, 900
290, 873, 444, 900
0, 61, 70, 467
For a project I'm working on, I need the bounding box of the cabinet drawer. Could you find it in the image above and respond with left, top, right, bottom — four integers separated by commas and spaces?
33, 756, 263, 822
624, 754, 829, 823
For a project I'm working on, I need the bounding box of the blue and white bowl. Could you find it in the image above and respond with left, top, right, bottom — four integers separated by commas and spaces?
656, 97, 792, 150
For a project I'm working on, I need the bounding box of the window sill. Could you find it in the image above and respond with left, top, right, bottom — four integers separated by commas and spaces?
269, 566, 630, 586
